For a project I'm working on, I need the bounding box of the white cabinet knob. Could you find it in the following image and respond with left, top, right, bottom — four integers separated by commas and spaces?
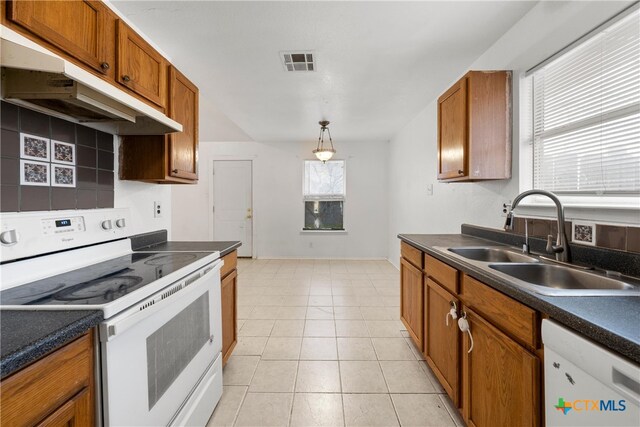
115, 218, 126, 229
101, 220, 113, 230
0, 229, 18, 245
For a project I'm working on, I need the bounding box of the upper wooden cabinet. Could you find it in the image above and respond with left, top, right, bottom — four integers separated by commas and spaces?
437, 70, 512, 182
168, 66, 198, 180
6, 0, 116, 77
116, 21, 168, 110
120, 65, 199, 183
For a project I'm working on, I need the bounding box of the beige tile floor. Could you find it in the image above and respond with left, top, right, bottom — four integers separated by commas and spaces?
207, 259, 465, 427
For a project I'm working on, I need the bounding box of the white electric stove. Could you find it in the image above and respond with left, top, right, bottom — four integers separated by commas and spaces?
0, 209, 224, 426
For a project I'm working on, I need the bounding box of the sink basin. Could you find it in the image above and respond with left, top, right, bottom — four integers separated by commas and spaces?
489, 263, 640, 296
448, 247, 539, 263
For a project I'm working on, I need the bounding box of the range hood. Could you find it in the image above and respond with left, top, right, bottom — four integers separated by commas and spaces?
0, 26, 182, 135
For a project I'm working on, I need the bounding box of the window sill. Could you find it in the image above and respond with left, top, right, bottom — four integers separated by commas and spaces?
300, 229, 348, 234
514, 196, 640, 224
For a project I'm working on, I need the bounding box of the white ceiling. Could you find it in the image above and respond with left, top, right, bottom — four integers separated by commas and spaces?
111, 1, 537, 143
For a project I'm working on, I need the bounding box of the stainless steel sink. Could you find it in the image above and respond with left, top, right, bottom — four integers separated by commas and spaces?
448, 247, 539, 263
432, 245, 640, 296
489, 263, 640, 296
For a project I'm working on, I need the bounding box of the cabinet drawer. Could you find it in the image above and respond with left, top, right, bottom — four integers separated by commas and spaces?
461, 274, 538, 349
401, 241, 423, 269
0, 332, 93, 426
425, 254, 458, 294
221, 250, 238, 279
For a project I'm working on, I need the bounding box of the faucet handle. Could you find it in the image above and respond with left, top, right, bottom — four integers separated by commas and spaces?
546, 235, 564, 254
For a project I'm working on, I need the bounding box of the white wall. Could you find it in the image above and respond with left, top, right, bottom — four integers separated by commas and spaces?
172, 140, 389, 259
113, 136, 172, 237
387, 0, 634, 267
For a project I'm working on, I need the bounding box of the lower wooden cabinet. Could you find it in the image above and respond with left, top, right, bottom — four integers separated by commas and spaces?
220, 250, 238, 365
0, 331, 95, 426
400, 257, 423, 348
462, 307, 540, 427
424, 278, 460, 406
401, 242, 543, 426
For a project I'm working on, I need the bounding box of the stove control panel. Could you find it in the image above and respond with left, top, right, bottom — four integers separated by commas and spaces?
0, 208, 131, 262
42, 216, 85, 236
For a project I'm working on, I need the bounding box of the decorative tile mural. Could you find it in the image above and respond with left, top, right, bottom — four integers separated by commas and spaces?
51, 164, 76, 187
20, 160, 49, 186
1, 101, 115, 212
52, 140, 75, 165
20, 133, 50, 161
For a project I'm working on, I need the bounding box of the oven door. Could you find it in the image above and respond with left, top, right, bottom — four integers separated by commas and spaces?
100, 260, 222, 426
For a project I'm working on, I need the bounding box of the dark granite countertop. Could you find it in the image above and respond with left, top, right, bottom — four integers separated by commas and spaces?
130, 230, 241, 257
398, 233, 640, 364
137, 241, 242, 257
1, 310, 102, 379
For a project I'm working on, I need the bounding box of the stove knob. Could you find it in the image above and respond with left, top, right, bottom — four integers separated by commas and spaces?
115, 218, 126, 229
101, 220, 113, 230
0, 229, 18, 245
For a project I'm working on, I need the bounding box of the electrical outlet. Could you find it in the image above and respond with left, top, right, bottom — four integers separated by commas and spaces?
501, 200, 512, 217
154, 201, 162, 218
426, 184, 434, 196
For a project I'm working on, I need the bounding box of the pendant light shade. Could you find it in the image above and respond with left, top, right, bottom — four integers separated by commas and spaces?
313, 120, 336, 162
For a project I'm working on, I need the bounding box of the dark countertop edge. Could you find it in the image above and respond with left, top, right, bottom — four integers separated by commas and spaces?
0, 310, 103, 379
129, 230, 242, 257
216, 241, 242, 257
397, 233, 640, 364
135, 241, 242, 257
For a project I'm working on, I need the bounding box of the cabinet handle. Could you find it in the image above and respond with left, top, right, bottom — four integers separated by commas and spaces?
445, 301, 458, 326
100, 62, 110, 70
172, 169, 179, 174
458, 311, 474, 353
122, 75, 131, 82
458, 169, 464, 175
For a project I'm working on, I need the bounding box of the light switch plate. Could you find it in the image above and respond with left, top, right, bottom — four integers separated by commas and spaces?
572, 221, 596, 246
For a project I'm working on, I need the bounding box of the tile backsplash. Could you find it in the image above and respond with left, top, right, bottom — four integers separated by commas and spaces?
1, 102, 114, 212
511, 217, 640, 254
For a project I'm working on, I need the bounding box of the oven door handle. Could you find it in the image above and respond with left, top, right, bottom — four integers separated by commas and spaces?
102, 260, 223, 341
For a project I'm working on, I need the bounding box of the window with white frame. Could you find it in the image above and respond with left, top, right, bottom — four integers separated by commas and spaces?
303, 160, 345, 230
525, 6, 640, 199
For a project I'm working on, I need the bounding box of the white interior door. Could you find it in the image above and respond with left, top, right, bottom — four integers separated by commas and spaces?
212, 160, 252, 257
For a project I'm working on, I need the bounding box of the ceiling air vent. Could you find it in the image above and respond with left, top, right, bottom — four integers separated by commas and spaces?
282, 52, 315, 71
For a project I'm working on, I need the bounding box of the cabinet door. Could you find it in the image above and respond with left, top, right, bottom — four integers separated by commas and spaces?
462, 308, 540, 427
37, 388, 92, 427
424, 278, 460, 407
437, 76, 467, 180
400, 257, 423, 348
117, 21, 167, 109
221, 269, 238, 365
168, 66, 198, 180
7, 0, 113, 75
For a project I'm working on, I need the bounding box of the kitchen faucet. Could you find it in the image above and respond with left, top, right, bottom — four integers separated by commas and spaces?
504, 190, 571, 263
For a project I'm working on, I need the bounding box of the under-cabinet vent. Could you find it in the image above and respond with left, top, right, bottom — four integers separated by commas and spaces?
139, 300, 155, 311
161, 283, 183, 300
281, 52, 315, 71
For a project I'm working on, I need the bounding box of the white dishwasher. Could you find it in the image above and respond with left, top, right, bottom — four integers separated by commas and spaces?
542, 320, 640, 426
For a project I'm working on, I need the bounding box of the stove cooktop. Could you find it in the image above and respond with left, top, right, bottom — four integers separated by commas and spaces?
0, 252, 212, 307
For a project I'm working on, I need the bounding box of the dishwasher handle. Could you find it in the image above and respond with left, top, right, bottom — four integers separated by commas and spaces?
612, 366, 640, 407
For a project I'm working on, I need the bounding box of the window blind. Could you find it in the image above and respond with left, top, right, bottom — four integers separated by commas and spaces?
531, 7, 640, 195
303, 160, 345, 200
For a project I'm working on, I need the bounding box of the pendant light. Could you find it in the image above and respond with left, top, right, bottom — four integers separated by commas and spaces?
313, 120, 336, 162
